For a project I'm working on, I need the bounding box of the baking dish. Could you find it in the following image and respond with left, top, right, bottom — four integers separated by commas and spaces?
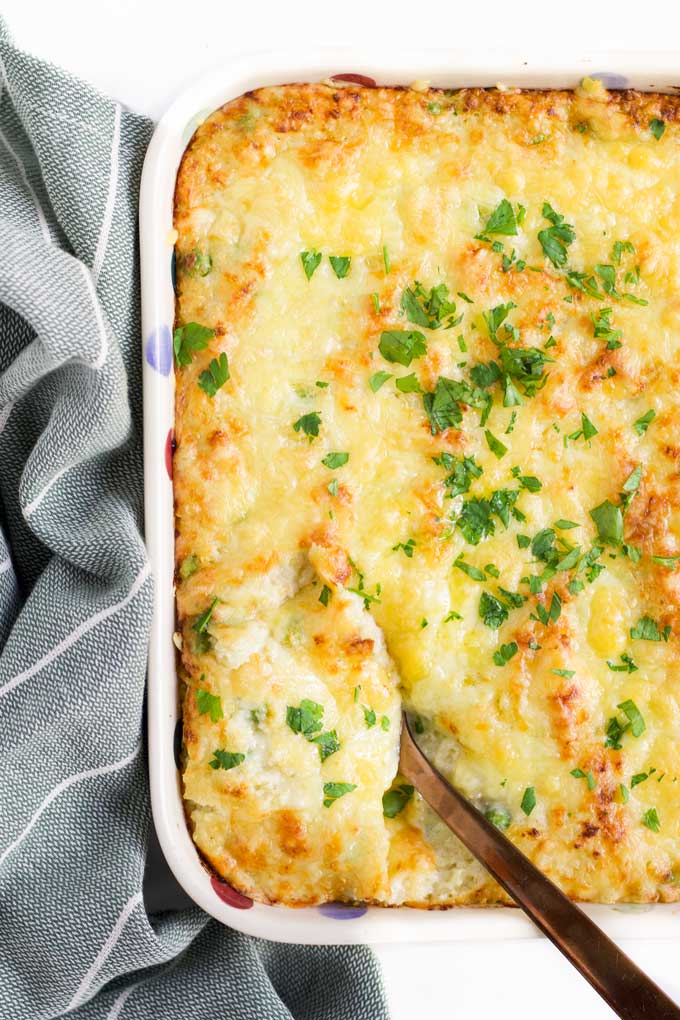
141, 50, 680, 944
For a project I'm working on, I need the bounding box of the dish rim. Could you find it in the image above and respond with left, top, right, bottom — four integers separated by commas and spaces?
140, 48, 680, 944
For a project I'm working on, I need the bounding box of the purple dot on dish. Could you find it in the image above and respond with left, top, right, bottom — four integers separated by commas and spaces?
318, 902, 367, 920
145, 325, 173, 376
210, 875, 254, 909
591, 73, 629, 89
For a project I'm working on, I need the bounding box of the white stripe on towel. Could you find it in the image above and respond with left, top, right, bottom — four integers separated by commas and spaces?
92, 103, 121, 285
68, 891, 144, 1011
0, 563, 150, 699
0, 744, 139, 868
0, 126, 53, 245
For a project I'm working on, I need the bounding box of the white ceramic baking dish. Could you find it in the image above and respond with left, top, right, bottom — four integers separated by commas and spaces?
141, 50, 680, 944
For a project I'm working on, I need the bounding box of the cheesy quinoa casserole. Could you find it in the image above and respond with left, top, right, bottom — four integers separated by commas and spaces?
173, 79, 680, 907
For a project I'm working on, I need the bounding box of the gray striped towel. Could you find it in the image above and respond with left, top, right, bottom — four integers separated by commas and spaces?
0, 20, 388, 1020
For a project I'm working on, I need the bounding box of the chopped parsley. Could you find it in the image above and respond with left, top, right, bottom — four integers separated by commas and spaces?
286, 699, 340, 762
479, 591, 509, 629
193, 597, 219, 635
485, 429, 508, 459
642, 807, 661, 832
371, 292, 380, 314
434, 451, 482, 499
323, 782, 357, 808
592, 307, 622, 350
321, 452, 349, 469
653, 554, 680, 569
179, 554, 201, 580
484, 806, 512, 829
382, 245, 391, 274
538, 202, 575, 268
633, 409, 656, 435
196, 688, 223, 723
589, 500, 623, 546
363, 705, 377, 728
493, 641, 519, 666
483, 301, 516, 345
395, 373, 422, 393
606, 652, 638, 673
369, 370, 392, 392
300, 249, 322, 279
393, 538, 416, 558
329, 255, 351, 279
314, 731, 341, 762
383, 784, 415, 818
619, 699, 646, 737
327, 478, 339, 497
423, 376, 489, 434
319, 585, 332, 607
209, 749, 245, 771
198, 352, 230, 397
173, 322, 215, 367
178, 248, 212, 277
293, 411, 321, 439
379, 329, 427, 366
484, 198, 518, 236
570, 768, 596, 790
401, 282, 460, 330
520, 786, 536, 816
631, 772, 649, 788
649, 118, 666, 140
552, 668, 575, 679
454, 556, 486, 582
630, 615, 670, 642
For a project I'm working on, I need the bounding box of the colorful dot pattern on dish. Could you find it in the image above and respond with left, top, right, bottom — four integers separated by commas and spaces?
165, 429, 174, 480
210, 875, 254, 909
145, 324, 173, 376
317, 902, 368, 920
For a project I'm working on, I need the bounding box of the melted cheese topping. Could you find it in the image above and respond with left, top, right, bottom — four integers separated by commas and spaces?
174, 83, 680, 906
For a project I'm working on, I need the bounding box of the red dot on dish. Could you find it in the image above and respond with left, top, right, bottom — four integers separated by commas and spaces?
210, 876, 254, 909
165, 429, 174, 480
331, 73, 377, 88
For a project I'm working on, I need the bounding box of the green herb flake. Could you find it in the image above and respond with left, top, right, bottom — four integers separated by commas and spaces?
653, 554, 680, 569
395, 373, 422, 393
633, 409, 656, 435
319, 585, 332, 607
520, 786, 536, 816
581, 413, 598, 441
197, 352, 230, 398
371, 292, 380, 314
379, 330, 427, 367
642, 807, 661, 832
393, 538, 416, 559
485, 429, 508, 460
570, 768, 596, 790
179, 554, 201, 580
300, 249, 322, 280
484, 806, 512, 829
480, 591, 509, 629
484, 198, 518, 236
209, 749, 245, 771
618, 699, 646, 738
650, 118, 666, 140
313, 730, 341, 762
370, 370, 392, 392
382, 245, 391, 274
321, 452, 349, 469
293, 411, 322, 439
552, 668, 575, 679
493, 641, 519, 666
538, 202, 576, 268
193, 597, 219, 635
329, 255, 351, 279
589, 500, 623, 546
363, 703, 376, 728
444, 610, 463, 622
173, 322, 215, 367
287, 699, 324, 738
517, 534, 531, 549
196, 689, 223, 723
630, 615, 670, 642
327, 478, 339, 497
383, 784, 414, 818
606, 652, 638, 673
631, 772, 649, 788
323, 782, 357, 808
380, 715, 390, 731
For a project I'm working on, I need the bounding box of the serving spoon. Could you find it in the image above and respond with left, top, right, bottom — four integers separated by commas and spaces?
399, 713, 680, 1020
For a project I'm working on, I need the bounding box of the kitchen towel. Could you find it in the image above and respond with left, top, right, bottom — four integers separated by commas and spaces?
0, 21, 388, 1020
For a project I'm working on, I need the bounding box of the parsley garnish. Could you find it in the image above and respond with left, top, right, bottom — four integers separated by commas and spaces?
520, 787, 536, 816
314, 731, 341, 762
434, 452, 482, 499
589, 500, 623, 546
286, 699, 340, 762
538, 202, 575, 268
423, 377, 489, 434
196, 688, 223, 723
300, 249, 322, 279
369, 370, 392, 392
570, 768, 596, 790
642, 807, 661, 832
382, 245, 391, 274
650, 118, 665, 140
198, 352, 230, 397
633, 409, 655, 435
653, 554, 680, 569
319, 585, 332, 607
383, 784, 414, 818
631, 772, 649, 788
592, 307, 622, 349
485, 429, 507, 459
178, 248, 212, 277
630, 615, 670, 642
401, 282, 460, 329
173, 322, 215, 367
493, 641, 518, 666
329, 255, 351, 278
606, 653, 638, 673
393, 538, 416, 558
553, 668, 575, 679
484, 198, 518, 236
379, 330, 427, 366
323, 782, 357, 808
293, 412, 321, 439
483, 302, 516, 345
321, 452, 349, 469
479, 591, 509, 629
371, 292, 380, 314
454, 556, 486, 582
193, 597, 219, 635
484, 806, 511, 829
179, 554, 201, 580
209, 749, 245, 771
395, 373, 422, 393
619, 699, 646, 737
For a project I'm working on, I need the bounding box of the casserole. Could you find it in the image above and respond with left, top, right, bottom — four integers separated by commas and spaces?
142, 51, 680, 942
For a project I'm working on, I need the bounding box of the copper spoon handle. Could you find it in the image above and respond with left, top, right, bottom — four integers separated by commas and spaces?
400, 715, 680, 1020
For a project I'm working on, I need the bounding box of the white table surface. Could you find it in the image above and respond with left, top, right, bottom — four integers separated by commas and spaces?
7, 1, 680, 1016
